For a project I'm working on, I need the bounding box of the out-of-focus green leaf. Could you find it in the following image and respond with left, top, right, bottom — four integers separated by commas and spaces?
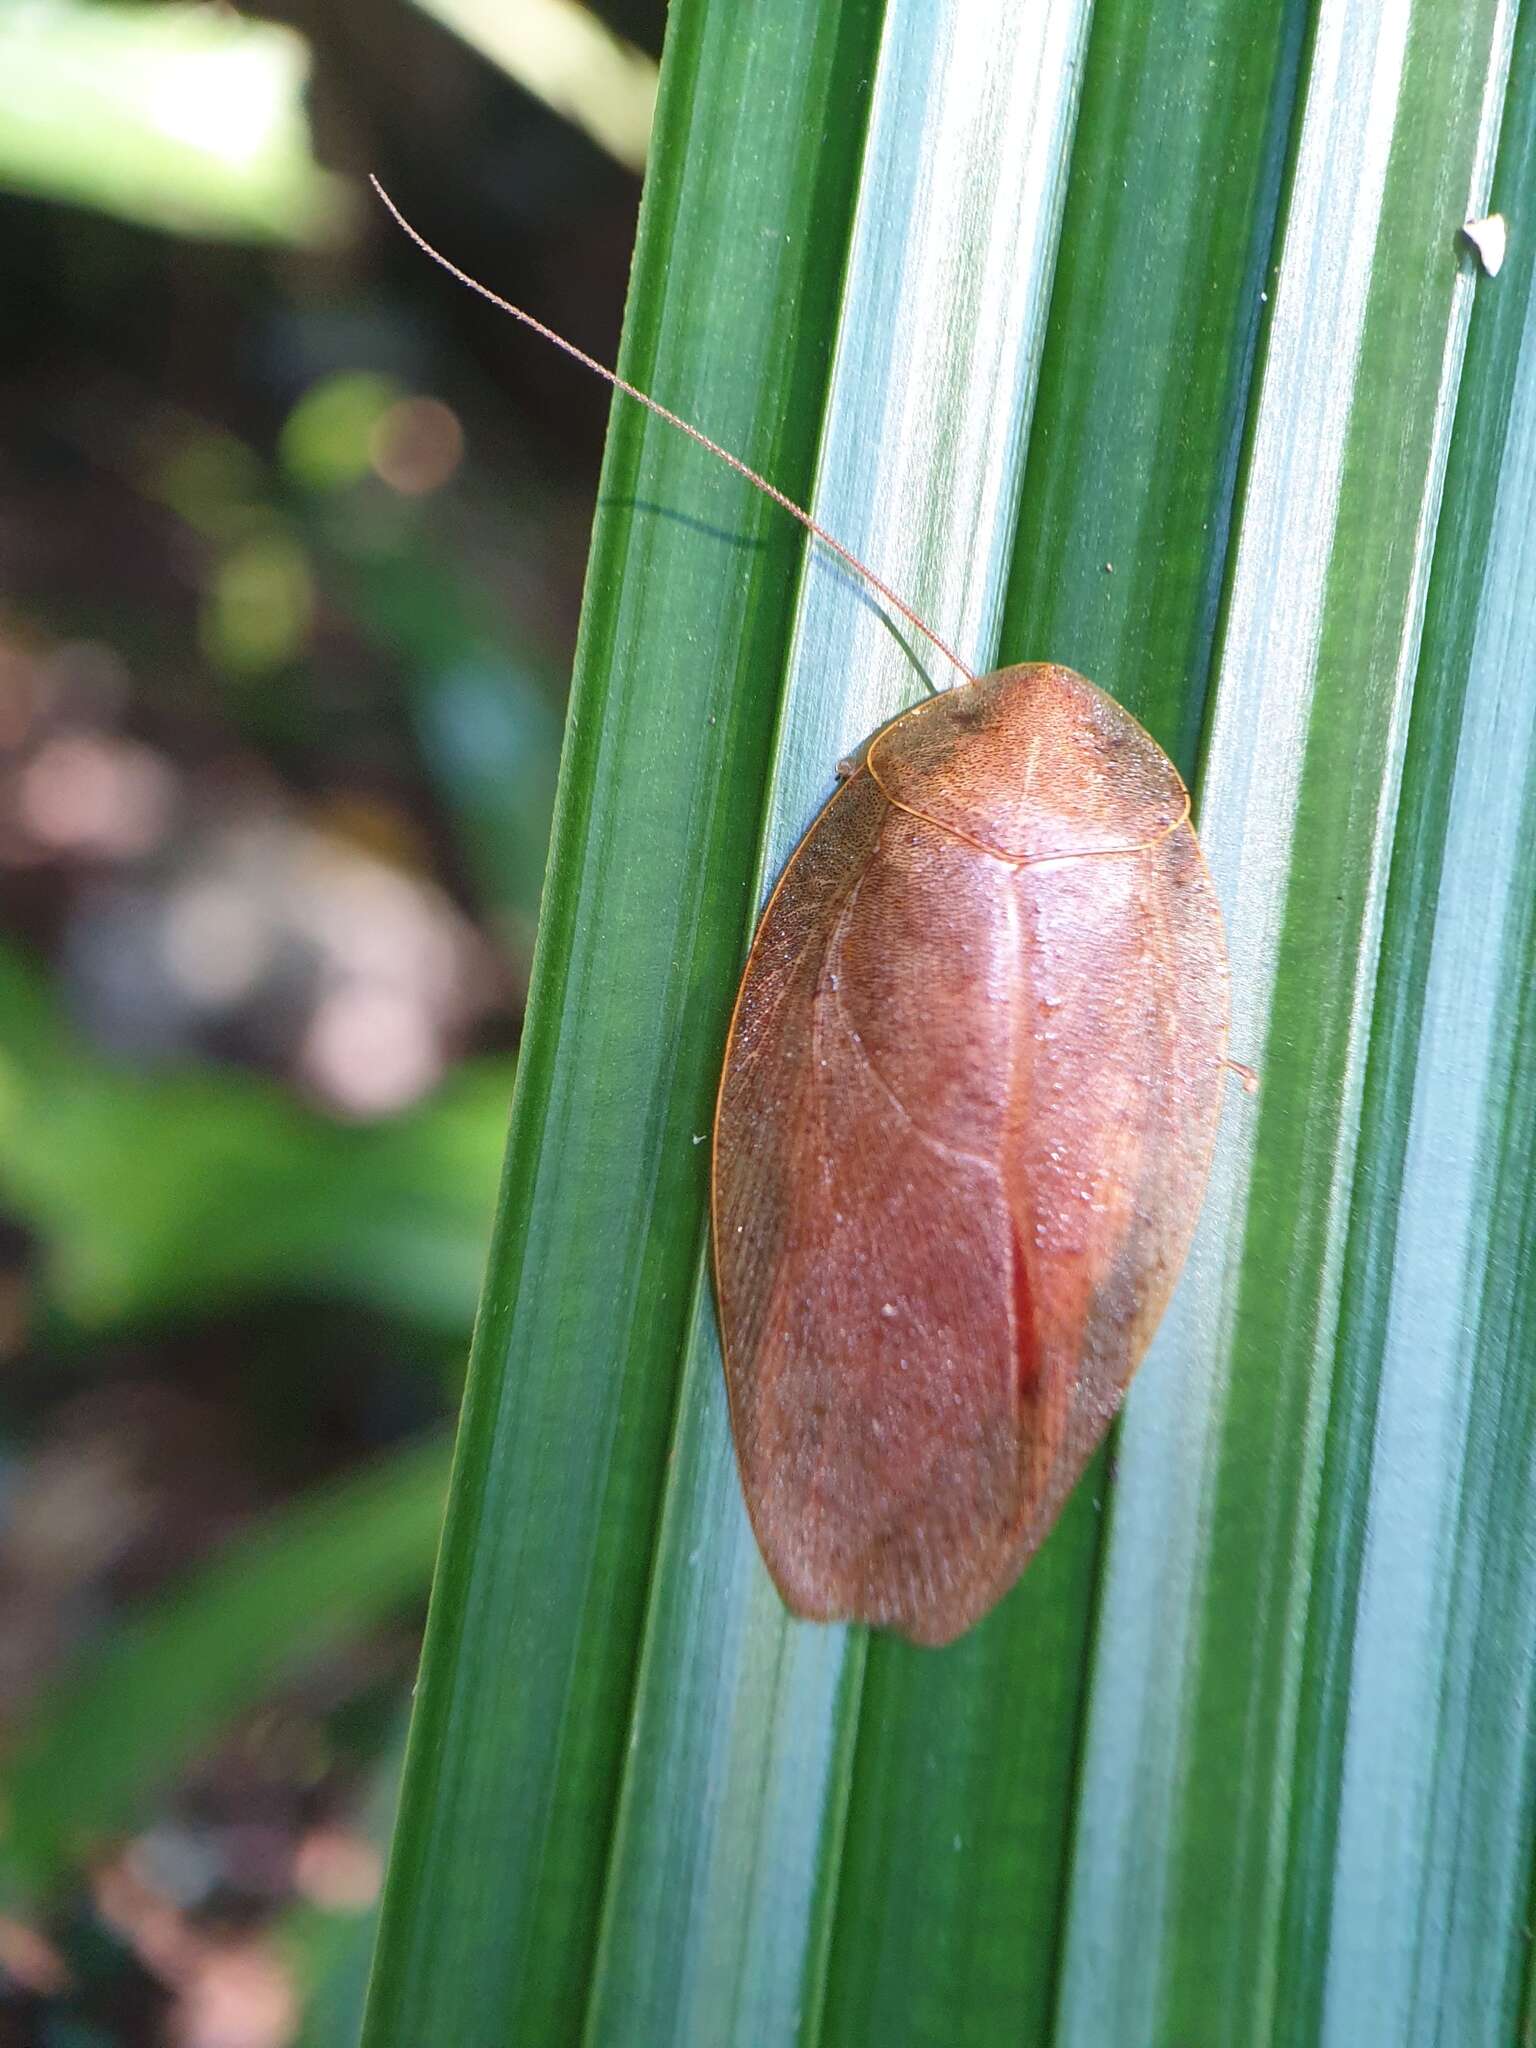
0, 1, 345, 243
409, 0, 657, 172
0, 1438, 447, 1901
0, 948, 506, 1331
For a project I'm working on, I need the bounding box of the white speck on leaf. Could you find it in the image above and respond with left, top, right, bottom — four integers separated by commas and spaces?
1463, 213, 1507, 276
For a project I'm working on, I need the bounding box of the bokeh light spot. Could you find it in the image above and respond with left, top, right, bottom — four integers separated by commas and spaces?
18, 735, 177, 857
301, 986, 444, 1116
368, 395, 465, 496
161, 880, 273, 1007
280, 371, 401, 492
202, 537, 314, 672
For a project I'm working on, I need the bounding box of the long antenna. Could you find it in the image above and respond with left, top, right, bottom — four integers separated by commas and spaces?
369, 178, 976, 690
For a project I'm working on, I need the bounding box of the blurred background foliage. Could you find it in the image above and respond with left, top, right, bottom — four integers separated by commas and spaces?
0, 2, 664, 2040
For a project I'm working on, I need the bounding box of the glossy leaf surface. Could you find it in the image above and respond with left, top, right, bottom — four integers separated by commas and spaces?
365, 0, 1536, 2041
1057, 2, 1523, 2041
587, 5, 1093, 2031
363, 2, 889, 2040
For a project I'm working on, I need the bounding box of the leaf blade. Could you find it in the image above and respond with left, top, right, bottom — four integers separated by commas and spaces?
1053, 4, 1521, 2041
361, 5, 893, 2040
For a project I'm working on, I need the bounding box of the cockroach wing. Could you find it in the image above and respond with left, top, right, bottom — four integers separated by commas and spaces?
713, 664, 1228, 1646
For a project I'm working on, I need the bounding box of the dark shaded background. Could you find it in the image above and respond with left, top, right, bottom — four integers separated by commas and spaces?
0, 3, 666, 2038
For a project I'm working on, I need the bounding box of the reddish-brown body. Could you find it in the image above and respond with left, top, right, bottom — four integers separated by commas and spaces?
712, 663, 1229, 1646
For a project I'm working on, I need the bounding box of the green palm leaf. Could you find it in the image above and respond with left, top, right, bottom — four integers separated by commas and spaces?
363, 1, 1536, 2042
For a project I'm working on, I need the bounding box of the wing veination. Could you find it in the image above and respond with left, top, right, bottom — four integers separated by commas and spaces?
716, 791, 1031, 1640
713, 741, 1229, 1645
